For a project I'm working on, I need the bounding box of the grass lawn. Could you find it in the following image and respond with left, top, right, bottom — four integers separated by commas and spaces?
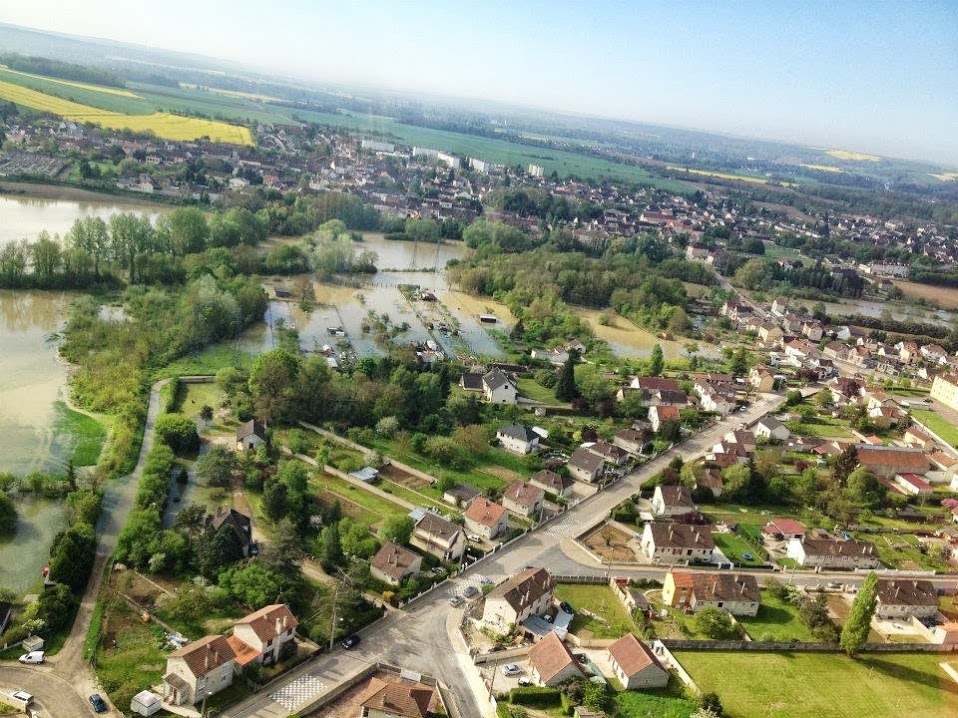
785, 416, 855, 439
95, 598, 169, 712
379, 478, 448, 513
154, 344, 253, 379
738, 590, 816, 642
712, 532, 765, 567
612, 684, 698, 718
554, 583, 637, 639
857, 531, 949, 571
516, 377, 561, 404
310, 471, 408, 530
53, 400, 107, 466
912, 409, 958, 449
673, 651, 958, 718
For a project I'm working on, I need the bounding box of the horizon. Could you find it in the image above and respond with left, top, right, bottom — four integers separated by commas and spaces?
0, 1, 955, 166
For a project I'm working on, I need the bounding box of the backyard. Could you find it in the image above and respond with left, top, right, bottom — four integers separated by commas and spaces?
309, 470, 410, 534
553, 583, 637, 639
672, 651, 958, 718
712, 531, 765, 567
911, 409, 958, 449
737, 589, 817, 642
612, 683, 698, 718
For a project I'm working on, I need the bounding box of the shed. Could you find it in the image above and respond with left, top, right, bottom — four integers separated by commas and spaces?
350, 466, 380, 483
22, 635, 44, 652
131, 690, 162, 717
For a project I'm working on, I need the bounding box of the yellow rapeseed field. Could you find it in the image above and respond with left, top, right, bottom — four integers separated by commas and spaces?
0, 65, 142, 98
800, 163, 843, 173
825, 149, 881, 161
930, 172, 958, 182
666, 165, 769, 184
0, 79, 253, 145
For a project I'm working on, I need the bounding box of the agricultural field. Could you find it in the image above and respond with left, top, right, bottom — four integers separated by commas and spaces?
930, 172, 958, 182
673, 651, 958, 718
553, 583, 637, 639
0, 76, 252, 144
800, 163, 843, 173
911, 409, 958, 449
892, 281, 958, 309
309, 470, 409, 534
665, 165, 771, 184
825, 149, 881, 161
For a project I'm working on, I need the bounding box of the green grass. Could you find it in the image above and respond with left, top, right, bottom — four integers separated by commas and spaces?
856, 531, 948, 571
738, 590, 816, 642
911, 409, 958, 449
516, 377, 562, 404
153, 344, 253, 379
52, 401, 107, 467
785, 416, 855, 438
673, 651, 958, 718
95, 600, 169, 712
553, 583, 636, 639
612, 685, 698, 718
310, 470, 408, 532
711, 532, 765, 567
379, 479, 448, 513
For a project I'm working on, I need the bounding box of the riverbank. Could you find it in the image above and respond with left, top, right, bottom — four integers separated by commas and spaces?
0, 179, 172, 208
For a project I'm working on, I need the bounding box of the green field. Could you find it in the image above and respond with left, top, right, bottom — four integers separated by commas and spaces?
516, 377, 562, 404
52, 401, 107, 467
673, 651, 958, 718
738, 590, 816, 642
153, 344, 253, 379
612, 685, 698, 718
309, 470, 408, 532
554, 583, 636, 639
912, 409, 958, 449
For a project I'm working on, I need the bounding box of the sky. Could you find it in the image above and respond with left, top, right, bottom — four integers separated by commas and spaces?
0, 0, 956, 164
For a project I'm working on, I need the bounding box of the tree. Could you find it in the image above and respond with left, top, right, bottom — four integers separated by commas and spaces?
845, 467, 884, 510
48, 523, 96, 591
261, 518, 305, 574
319, 522, 344, 571
0, 490, 16, 535
155, 413, 200, 454
785, 389, 803, 407
219, 562, 288, 608
197, 523, 246, 579
158, 207, 209, 257
248, 348, 300, 424
380, 515, 414, 545
262, 478, 289, 521
555, 349, 580, 401
841, 572, 878, 655
727, 347, 748, 376
649, 344, 665, 376
694, 606, 736, 639
699, 692, 724, 717
832, 445, 859, 485
195, 445, 235, 487
173, 502, 208, 544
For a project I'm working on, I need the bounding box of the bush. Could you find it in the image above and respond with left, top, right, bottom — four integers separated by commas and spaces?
694, 606, 737, 639
509, 687, 561, 707
154, 413, 200, 454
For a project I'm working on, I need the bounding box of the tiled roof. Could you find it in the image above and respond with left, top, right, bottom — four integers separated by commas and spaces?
233, 604, 298, 643
646, 523, 714, 550
487, 567, 555, 613
877, 579, 937, 608
169, 635, 235, 678
371, 542, 421, 581
503, 481, 544, 509
607, 633, 665, 678
359, 677, 438, 718
464, 497, 508, 528
529, 631, 581, 684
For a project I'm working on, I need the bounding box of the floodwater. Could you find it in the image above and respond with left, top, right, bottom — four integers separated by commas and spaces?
815, 297, 957, 325
0, 496, 66, 594
0, 194, 165, 246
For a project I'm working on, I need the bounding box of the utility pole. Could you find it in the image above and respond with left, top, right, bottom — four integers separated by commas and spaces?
328, 582, 340, 652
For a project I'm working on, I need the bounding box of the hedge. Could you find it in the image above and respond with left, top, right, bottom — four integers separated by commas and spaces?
509, 687, 562, 707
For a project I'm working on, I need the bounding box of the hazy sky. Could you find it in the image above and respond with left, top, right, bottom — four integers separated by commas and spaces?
1, 0, 956, 164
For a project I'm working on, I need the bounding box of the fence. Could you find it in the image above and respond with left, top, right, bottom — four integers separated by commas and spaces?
473, 644, 534, 664
652, 640, 699, 693
660, 639, 958, 653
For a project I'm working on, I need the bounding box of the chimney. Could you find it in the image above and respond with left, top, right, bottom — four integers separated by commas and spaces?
275, 617, 282, 636
282, 614, 288, 630
204, 652, 210, 669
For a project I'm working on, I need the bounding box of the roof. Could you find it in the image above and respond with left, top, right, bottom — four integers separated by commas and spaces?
225, 635, 259, 666
497, 424, 538, 442
614, 428, 647, 444
896, 473, 932, 492
503, 481, 544, 509
646, 523, 714, 550
211, 507, 252, 546
444, 483, 481, 501
236, 419, 266, 442
359, 677, 438, 718
371, 542, 421, 581
528, 631, 581, 684
656, 485, 695, 509
529, 469, 572, 494
857, 446, 930, 474
796, 536, 877, 558
588, 440, 628, 462
168, 634, 235, 678
697, 468, 724, 490
569, 446, 604, 475
633, 377, 680, 392
460, 372, 483, 391
675, 571, 760, 604
607, 633, 665, 678
464, 497, 508, 528
877, 579, 938, 608
414, 512, 462, 542
487, 567, 555, 613
163, 672, 190, 691
757, 416, 785, 431
764, 518, 806, 536
233, 604, 298, 643
483, 368, 514, 392
652, 405, 681, 421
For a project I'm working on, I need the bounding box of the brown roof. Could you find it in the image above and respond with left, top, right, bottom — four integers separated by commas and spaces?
633, 377, 680, 392
487, 567, 555, 613
697, 468, 724, 490
877, 579, 938, 608
656, 485, 695, 509
464, 497, 508, 528
226, 635, 259, 666
798, 537, 877, 558
685, 572, 760, 604
607, 633, 665, 678
614, 428, 647, 445
764, 518, 806, 536
529, 469, 571, 494
569, 446, 604, 475
371, 542, 421, 581
528, 631, 582, 684
234, 604, 298, 643
857, 446, 930, 474
359, 677, 438, 718
652, 405, 680, 422
169, 634, 235, 678
503, 481, 544, 509
587, 441, 629, 462
415, 512, 462, 542
646, 523, 714, 550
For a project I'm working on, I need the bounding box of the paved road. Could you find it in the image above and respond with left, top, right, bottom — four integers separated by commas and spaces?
0, 380, 167, 717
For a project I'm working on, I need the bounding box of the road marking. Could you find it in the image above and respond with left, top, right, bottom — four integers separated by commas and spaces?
268, 673, 328, 710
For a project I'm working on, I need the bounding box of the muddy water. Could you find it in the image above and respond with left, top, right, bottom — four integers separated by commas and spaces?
0, 194, 165, 246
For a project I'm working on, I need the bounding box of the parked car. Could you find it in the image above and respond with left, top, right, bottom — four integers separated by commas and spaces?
18, 651, 44, 664
11, 692, 33, 706
430, 566, 445, 574
89, 694, 108, 713
449, 595, 463, 607
501, 663, 523, 676
341, 634, 361, 649
467, 534, 484, 543
517, 677, 532, 686
463, 585, 479, 599
742, 552, 754, 561
559, 601, 573, 614
479, 576, 493, 585
544, 613, 554, 623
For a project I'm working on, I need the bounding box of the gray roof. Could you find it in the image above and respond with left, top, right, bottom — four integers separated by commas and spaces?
236, 419, 266, 442
497, 424, 538, 442
414, 512, 461, 542
460, 372, 484, 391
483, 368, 514, 391
569, 447, 604, 474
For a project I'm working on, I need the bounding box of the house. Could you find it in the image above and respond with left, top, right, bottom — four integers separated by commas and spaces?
931, 374, 958, 412
528, 631, 583, 686
210, 508, 254, 557
236, 419, 266, 451
229, 604, 298, 667
757, 322, 784, 345
748, 364, 775, 392
649, 405, 681, 433
483, 369, 518, 404
464, 497, 509, 540
613, 428, 647, 455
481, 567, 555, 632
876, 579, 939, 620
359, 677, 439, 718
651, 485, 696, 518
856, 445, 930, 479
163, 635, 236, 706
502, 481, 544, 518
410, 512, 465, 562
893, 473, 933, 496
529, 469, 573, 498
754, 416, 790, 442
771, 297, 789, 316
785, 536, 880, 569
903, 427, 935, 451
722, 430, 757, 453
371, 542, 423, 586
662, 571, 761, 616
650, 389, 689, 407
636, 522, 715, 563
531, 348, 570, 366
762, 518, 806, 541
802, 320, 824, 342
459, 372, 484, 392
695, 468, 724, 498
698, 388, 733, 415
629, 376, 681, 393
567, 447, 605, 483
587, 440, 630, 466
607, 634, 669, 689
496, 425, 540, 455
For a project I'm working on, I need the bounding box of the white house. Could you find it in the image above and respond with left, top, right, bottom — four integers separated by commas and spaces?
607, 634, 669, 689
754, 416, 790, 441
501, 481, 544, 518
662, 570, 760, 616
482, 369, 518, 404
785, 536, 879, 569
567, 446, 604, 483
496, 424, 541, 454
410, 512, 465, 562
229, 604, 298, 667
481, 567, 555, 632
528, 631, 582, 686
876, 579, 939, 620
636, 522, 714, 563
651, 485, 696, 518
464, 497, 509, 540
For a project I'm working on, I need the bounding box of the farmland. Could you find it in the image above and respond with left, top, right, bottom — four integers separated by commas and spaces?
893, 280, 958, 309
0, 77, 253, 144
673, 651, 958, 718
665, 165, 770, 184
825, 149, 882, 161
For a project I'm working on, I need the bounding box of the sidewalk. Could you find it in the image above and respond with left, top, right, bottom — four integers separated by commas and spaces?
446, 610, 496, 718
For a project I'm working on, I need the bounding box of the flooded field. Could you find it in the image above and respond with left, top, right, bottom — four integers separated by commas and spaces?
0, 193, 165, 247
816, 297, 957, 324
0, 497, 66, 594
